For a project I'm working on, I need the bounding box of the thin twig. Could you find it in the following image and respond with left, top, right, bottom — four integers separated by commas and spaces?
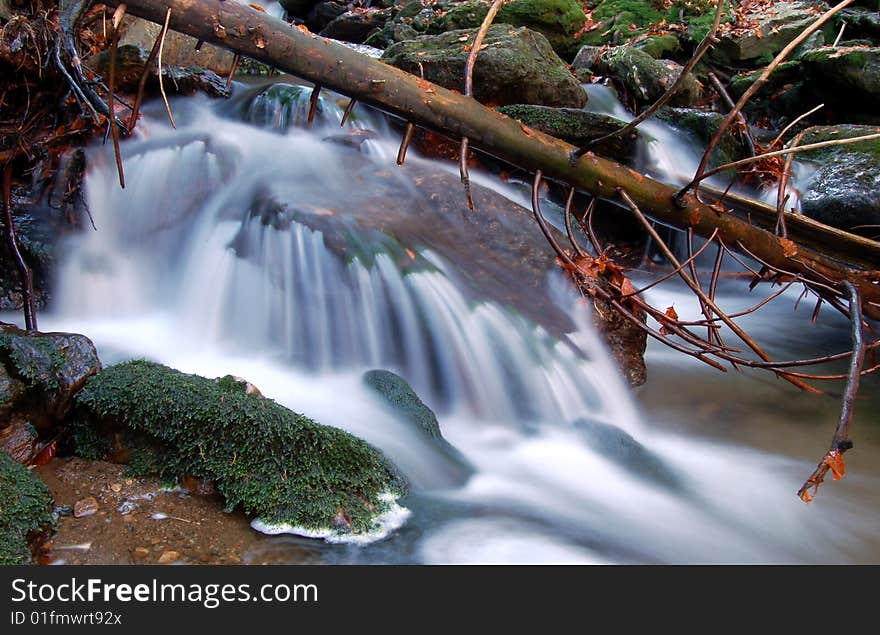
128, 31, 162, 130
459, 0, 504, 211
798, 281, 865, 502
307, 83, 322, 125
2, 166, 37, 331
340, 98, 357, 126
397, 123, 415, 165
108, 4, 126, 189
531, 171, 575, 268
707, 71, 757, 157
832, 20, 846, 47
622, 230, 719, 298
683, 0, 855, 199
571, 0, 726, 161
158, 8, 176, 128
770, 103, 824, 150
563, 187, 587, 257
226, 53, 240, 90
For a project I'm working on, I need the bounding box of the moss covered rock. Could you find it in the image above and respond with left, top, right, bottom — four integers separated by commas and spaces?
497, 104, 641, 162
0, 449, 55, 565
381, 24, 587, 107
0, 324, 101, 441
583, 46, 701, 109
579, 0, 729, 47
74, 360, 405, 534
801, 46, 880, 121
796, 125, 880, 234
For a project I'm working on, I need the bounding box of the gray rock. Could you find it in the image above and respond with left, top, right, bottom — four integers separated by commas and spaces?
797, 125, 880, 234
592, 46, 702, 110
801, 46, 880, 121
319, 9, 391, 44
381, 24, 586, 108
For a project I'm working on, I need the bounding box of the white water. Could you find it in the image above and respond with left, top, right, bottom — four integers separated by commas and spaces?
32, 83, 880, 563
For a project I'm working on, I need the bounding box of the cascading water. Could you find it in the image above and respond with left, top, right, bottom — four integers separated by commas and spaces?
35, 80, 880, 563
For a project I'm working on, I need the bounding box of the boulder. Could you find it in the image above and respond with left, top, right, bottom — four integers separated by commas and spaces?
0, 449, 55, 565
796, 125, 880, 235
305, 0, 348, 33
713, 1, 834, 64
319, 8, 392, 44
88, 45, 229, 98
496, 104, 641, 163
577, 46, 701, 109
801, 46, 880, 122
425, 0, 587, 59
74, 360, 406, 534
381, 25, 587, 108
118, 16, 234, 75
0, 324, 101, 435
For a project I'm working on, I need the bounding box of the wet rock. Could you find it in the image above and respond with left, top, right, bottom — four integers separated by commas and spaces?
796, 124, 880, 234
496, 104, 641, 163
381, 25, 587, 108
573, 418, 685, 492
117, 501, 137, 515
280, 0, 323, 18
714, 1, 834, 64
75, 360, 406, 534
320, 8, 392, 44
239, 83, 337, 131
577, 46, 701, 110
577, 0, 725, 48
88, 45, 230, 99
0, 324, 101, 433
1, 449, 55, 564
73, 496, 99, 518
836, 7, 880, 41
306, 1, 348, 33
655, 107, 751, 169
118, 16, 234, 76
363, 369, 473, 485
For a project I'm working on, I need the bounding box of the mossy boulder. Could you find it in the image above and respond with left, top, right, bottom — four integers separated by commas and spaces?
74, 360, 406, 534
801, 47, 880, 122
0, 324, 101, 438
836, 7, 880, 41
0, 449, 55, 565
655, 106, 750, 168
319, 8, 393, 44
713, 1, 835, 65
727, 61, 807, 120
381, 24, 587, 107
579, 46, 701, 109
425, 0, 586, 59
795, 125, 880, 234
496, 104, 641, 163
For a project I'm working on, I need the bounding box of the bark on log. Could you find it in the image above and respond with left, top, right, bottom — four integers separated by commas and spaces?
102, 0, 880, 319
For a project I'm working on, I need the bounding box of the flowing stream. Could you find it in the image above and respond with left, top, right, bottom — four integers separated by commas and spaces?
30, 79, 880, 563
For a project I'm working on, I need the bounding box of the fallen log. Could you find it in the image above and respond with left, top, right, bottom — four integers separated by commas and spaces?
101, 0, 880, 319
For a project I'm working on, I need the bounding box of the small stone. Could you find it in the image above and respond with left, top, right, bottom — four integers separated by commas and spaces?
117, 500, 137, 515
110, 483, 123, 493
73, 496, 99, 518
132, 547, 150, 560
54, 504, 74, 517
157, 550, 181, 564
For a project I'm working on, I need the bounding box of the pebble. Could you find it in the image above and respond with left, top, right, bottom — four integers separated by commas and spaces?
110, 483, 123, 493
54, 505, 74, 517
117, 501, 137, 515
157, 550, 181, 564
132, 547, 150, 560
73, 497, 99, 518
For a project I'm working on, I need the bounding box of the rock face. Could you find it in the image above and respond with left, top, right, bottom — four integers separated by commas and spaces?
74, 360, 406, 534
496, 104, 641, 163
574, 46, 701, 109
796, 125, 880, 234
0, 449, 55, 565
381, 25, 587, 107
0, 325, 101, 463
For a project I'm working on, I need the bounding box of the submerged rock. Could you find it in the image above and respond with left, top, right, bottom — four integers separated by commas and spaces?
381, 25, 587, 107
796, 124, 880, 234
573, 418, 685, 492
497, 105, 641, 163
0, 449, 55, 565
656, 107, 751, 169
363, 369, 474, 486
74, 360, 406, 535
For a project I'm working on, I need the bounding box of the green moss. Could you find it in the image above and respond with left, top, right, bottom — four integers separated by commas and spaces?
0, 450, 55, 565
75, 360, 405, 533
798, 125, 880, 161
364, 370, 441, 438
581, 1, 732, 47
